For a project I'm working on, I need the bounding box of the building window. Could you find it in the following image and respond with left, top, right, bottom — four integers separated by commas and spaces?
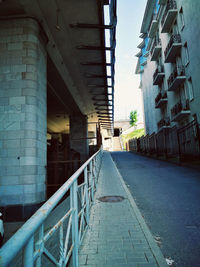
187, 77, 194, 101
179, 7, 185, 31
183, 42, 190, 67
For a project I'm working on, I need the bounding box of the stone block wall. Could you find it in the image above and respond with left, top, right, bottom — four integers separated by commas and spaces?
0, 18, 47, 221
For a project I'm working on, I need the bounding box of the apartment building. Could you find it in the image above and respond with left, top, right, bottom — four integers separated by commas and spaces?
135, 0, 200, 136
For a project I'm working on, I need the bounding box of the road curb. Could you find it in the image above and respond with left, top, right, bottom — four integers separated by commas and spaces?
110, 153, 168, 267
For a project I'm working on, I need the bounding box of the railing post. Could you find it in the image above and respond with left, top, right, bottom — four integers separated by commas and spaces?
92, 158, 97, 193
164, 129, 167, 158
59, 222, 64, 265
93, 157, 97, 184
155, 134, 158, 156
23, 236, 34, 267
89, 161, 94, 201
36, 224, 44, 267
177, 127, 181, 161
71, 180, 79, 267
84, 167, 89, 224
195, 120, 200, 157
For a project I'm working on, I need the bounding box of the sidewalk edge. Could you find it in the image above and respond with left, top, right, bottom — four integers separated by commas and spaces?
110, 153, 168, 267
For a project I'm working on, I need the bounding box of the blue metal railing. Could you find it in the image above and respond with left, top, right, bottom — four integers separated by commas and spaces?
0, 149, 103, 267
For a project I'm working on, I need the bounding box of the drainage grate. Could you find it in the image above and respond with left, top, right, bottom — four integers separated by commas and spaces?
98, 196, 125, 203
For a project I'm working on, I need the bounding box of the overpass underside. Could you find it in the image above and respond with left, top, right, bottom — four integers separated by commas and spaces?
0, 0, 117, 222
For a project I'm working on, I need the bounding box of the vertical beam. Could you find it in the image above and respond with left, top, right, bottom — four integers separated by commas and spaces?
24, 236, 34, 267
51, 135, 59, 185
62, 133, 70, 181
71, 181, 79, 267
70, 115, 89, 160
84, 167, 89, 224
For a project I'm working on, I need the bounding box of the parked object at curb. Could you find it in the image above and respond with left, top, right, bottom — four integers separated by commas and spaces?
166, 257, 174, 266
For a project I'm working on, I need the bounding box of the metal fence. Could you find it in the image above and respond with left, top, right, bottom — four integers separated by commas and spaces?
156, 130, 166, 156
149, 133, 156, 154
166, 126, 179, 156
178, 120, 200, 157
0, 149, 103, 267
128, 120, 200, 159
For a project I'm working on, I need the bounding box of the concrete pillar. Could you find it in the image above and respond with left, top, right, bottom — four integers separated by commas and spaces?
0, 18, 47, 221
96, 123, 102, 149
70, 115, 89, 160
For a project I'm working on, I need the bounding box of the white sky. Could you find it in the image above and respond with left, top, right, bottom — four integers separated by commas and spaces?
114, 0, 147, 122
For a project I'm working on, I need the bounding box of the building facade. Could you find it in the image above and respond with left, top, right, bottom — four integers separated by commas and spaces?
136, 0, 200, 136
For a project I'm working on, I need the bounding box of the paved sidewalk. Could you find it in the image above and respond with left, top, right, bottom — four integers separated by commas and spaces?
79, 152, 167, 267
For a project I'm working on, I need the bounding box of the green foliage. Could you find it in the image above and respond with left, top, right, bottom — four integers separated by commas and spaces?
122, 128, 144, 144
129, 110, 138, 126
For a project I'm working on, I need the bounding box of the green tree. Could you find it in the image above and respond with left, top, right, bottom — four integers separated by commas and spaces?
129, 110, 138, 126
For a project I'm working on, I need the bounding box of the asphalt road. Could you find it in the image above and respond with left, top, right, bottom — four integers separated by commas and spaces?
111, 151, 200, 267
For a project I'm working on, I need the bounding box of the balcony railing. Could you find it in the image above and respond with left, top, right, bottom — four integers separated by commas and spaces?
157, 117, 170, 130
164, 34, 182, 62
151, 38, 162, 61
167, 65, 186, 91
153, 65, 165, 85
149, 13, 159, 38
159, 0, 167, 4
161, 0, 178, 33
171, 100, 190, 121
155, 91, 168, 108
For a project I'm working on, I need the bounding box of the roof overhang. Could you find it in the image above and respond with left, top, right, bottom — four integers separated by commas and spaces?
0, 0, 117, 134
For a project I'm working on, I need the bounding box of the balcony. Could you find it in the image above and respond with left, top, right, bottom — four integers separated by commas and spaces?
151, 38, 161, 61
159, 0, 167, 4
149, 14, 159, 38
157, 117, 171, 132
168, 65, 186, 91
155, 91, 168, 108
153, 65, 165, 85
141, 60, 147, 66
171, 100, 191, 122
164, 34, 182, 63
161, 0, 178, 33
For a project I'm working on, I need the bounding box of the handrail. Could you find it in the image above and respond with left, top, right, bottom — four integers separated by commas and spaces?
167, 65, 185, 87
171, 99, 190, 117
157, 117, 170, 129
164, 33, 181, 58
153, 64, 164, 82
0, 148, 103, 267
150, 37, 161, 55
155, 91, 167, 105
161, 0, 177, 26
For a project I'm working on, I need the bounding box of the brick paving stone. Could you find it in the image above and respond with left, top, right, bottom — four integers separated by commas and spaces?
78, 152, 167, 267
